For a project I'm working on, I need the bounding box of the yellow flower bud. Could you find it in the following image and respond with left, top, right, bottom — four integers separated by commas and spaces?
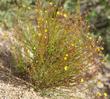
45, 29, 48, 32
89, 37, 92, 40
104, 92, 108, 97
57, 11, 60, 15
64, 66, 68, 71
49, 2, 53, 5
100, 47, 104, 50
97, 92, 102, 96
45, 20, 48, 24
64, 57, 67, 60
71, 43, 74, 47
96, 47, 101, 52
64, 14, 67, 18
33, 47, 36, 50
38, 33, 42, 37
28, 7, 31, 10
45, 10, 47, 13
80, 78, 84, 83
65, 54, 68, 57
22, 5, 26, 8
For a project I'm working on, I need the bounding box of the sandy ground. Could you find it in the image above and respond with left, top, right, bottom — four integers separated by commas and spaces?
0, 63, 49, 99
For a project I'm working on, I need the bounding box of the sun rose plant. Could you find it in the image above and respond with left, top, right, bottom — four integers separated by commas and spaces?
10, 0, 104, 90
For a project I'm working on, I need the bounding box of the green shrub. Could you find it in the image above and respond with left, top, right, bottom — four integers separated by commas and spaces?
0, 0, 35, 29
10, 0, 104, 90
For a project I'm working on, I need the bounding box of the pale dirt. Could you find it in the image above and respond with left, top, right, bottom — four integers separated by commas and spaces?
0, 63, 49, 99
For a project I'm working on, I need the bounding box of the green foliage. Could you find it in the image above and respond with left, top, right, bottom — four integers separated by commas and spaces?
42, 0, 78, 12
10, 0, 103, 90
64, 0, 77, 12
0, 0, 35, 28
86, 0, 110, 54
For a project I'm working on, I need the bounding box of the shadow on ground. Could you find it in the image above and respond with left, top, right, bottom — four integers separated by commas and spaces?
0, 49, 48, 99
0, 48, 35, 87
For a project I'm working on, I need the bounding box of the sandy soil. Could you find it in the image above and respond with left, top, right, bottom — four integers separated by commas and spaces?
0, 63, 49, 99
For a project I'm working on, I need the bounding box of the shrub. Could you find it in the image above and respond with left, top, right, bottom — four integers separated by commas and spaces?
10, 0, 104, 90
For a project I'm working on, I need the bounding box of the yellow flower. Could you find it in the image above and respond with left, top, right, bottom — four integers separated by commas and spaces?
45, 29, 48, 32
104, 92, 108, 97
100, 47, 104, 50
97, 92, 102, 96
49, 2, 53, 5
65, 54, 68, 57
22, 5, 26, 8
33, 47, 36, 50
96, 47, 101, 52
71, 43, 74, 47
45, 10, 47, 13
45, 20, 48, 23
80, 78, 84, 83
28, 7, 31, 10
64, 66, 68, 71
88, 36, 92, 40
57, 11, 60, 15
38, 33, 42, 37
64, 57, 67, 60
63, 14, 67, 18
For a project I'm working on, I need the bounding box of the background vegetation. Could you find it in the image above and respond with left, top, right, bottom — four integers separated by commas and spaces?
0, 0, 110, 57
